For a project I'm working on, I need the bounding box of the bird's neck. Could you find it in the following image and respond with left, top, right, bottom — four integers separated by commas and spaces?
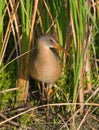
37, 46, 60, 65
38, 46, 52, 59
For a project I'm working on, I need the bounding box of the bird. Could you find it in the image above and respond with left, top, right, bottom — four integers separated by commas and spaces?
29, 34, 69, 100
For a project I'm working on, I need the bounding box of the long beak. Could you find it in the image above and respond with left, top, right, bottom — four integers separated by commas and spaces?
54, 43, 70, 56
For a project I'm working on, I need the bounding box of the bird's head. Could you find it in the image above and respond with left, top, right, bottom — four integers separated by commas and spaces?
37, 34, 70, 56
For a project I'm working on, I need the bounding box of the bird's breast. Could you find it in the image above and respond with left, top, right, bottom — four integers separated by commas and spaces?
29, 48, 62, 83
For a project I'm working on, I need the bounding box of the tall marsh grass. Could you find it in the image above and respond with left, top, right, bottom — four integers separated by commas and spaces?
0, 0, 99, 129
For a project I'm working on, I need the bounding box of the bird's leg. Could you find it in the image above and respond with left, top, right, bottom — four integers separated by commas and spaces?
45, 83, 53, 121
45, 83, 48, 99
38, 82, 53, 121
37, 82, 46, 103
45, 83, 49, 121
37, 82, 42, 97
45, 83, 53, 104
47, 83, 53, 99
42, 82, 46, 101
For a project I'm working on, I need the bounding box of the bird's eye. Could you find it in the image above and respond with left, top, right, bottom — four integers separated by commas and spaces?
49, 38, 53, 42
49, 38, 56, 44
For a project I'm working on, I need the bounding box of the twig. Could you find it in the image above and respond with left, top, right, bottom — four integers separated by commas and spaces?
0, 113, 32, 129
0, 88, 18, 94
0, 102, 99, 126
0, 113, 19, 127
57, 113, 69, 130
77, 109, 90, 130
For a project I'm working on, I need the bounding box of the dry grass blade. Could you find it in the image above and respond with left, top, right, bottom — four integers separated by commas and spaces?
0, 49, 32, 73
0, 102, 99, 126
0, 113, 19, 127
0, 0, 19, 65
43, 0, 57, 34
28, 0, 39, 48
0, 87, 18, 94
77, 109, 90, 130
6, 0, 20, 63
70, 9, 76, 49
57, 113, 69, 130
17, 0, 39, 101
